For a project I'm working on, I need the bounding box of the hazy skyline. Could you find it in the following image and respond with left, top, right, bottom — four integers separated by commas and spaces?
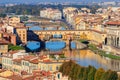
0, 0, 119, 4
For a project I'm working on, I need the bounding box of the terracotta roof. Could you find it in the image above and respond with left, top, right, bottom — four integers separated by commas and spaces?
21, 71, 28, 75
39, 55, 47, 60
3, 32, 16, 36
23, 55, 36, 61
12, 58, 22, 63
43, 59, 52, 63
23, 70, 52, 80
0, 39, 9, 44
0, 69, 6, 73
23, 75, 35, 80
106, 21, 120, 25
7, 74, 22, 80
29, 58, 39, 64
9, 50, 19, 55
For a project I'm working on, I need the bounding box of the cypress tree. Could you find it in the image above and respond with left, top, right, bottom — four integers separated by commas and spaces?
94, 68, 105, 80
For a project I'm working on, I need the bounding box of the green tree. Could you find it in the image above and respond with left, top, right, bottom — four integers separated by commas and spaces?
108, 71, 118, 80
81, 67, 89, 80
94, 68, 105, 80
87, 66, 96, 80
0, 13, 6, 18
8, 44, 24, 50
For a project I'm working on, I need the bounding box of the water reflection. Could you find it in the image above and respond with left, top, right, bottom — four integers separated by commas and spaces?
45, 41, 66, 51
66, 49, 120, 71
42, 49, 120, 71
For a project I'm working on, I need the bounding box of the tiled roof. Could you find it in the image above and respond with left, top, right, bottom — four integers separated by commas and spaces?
43, 59, 52, 63
29, 58, 39, 64
12, 58, 22, 63
7, 74, 22, 80
9, 50, 19, 55
106, 21, 120, 25
0, 39, 9, 44
23, 55, 36, 61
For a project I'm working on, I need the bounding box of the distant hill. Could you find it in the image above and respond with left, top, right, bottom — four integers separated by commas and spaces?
0, 0, 119, 4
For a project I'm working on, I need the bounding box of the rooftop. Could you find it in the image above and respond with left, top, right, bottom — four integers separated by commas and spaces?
0, 39, 9, 45
106, 21, 120, 25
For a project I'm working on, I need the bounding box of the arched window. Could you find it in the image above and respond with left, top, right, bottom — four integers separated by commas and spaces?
117, 37, 119, 47
105, 37, 107, 45
58, 73, 60, 79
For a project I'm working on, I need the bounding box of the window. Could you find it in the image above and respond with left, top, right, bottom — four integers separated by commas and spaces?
23, 36, 25, 40
0, 45, 4, 49
23, 62, 24, 65
56, 66, 59, 70
49, 66, 52, 71
58, 74, 60, 79
23, 34, 25, 36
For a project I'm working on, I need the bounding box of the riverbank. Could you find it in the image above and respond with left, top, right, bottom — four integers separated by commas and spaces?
88, 44, 120, 60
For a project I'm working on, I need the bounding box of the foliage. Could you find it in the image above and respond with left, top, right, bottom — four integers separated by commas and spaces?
0, 4, 101, 16
8, 44, 24, 50
94, 68, 105, 80
59, 60, 118, 80
59, 54, 66, 58
0, 13, 6, 18
20, 16, 29, 21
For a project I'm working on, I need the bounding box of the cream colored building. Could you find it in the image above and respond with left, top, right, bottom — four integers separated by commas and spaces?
0, 39, 9, 54
40, 8, 62, 20
9, 17, 20, 27
38, 58, 69, 72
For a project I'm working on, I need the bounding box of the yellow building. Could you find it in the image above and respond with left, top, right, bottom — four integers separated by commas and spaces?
38, 59, 69, 72
88, 30, 107, 45
15, 27, 27, 44
0, 32, 3, 38
9, 17, 20, 27
0, 39, 9, 53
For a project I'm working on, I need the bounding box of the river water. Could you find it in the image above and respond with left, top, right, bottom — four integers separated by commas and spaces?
39, 49, 120, 71
26, 23, 120, 71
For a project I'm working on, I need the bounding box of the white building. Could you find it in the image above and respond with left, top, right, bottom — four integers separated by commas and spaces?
40, 8, 62, 20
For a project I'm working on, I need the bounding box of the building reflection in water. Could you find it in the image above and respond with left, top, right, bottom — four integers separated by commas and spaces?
64, 49, 120, 71
41, 49, 120, 71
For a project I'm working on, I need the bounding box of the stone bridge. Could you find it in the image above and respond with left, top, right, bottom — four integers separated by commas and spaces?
28, 30, 107, 45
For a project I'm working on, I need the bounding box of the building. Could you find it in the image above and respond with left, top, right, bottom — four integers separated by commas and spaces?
2, 50, 28, 72
0, 69, 22, 80
38, 58, 68, 73
3, 32, 16, 45
103, 21, 120, 48
9, 17, 20, 27
0, 39, 9, 54
21, 55, 38, 73
40, 8, 62, 20
2, 52, 69, 74
15, 27, 27, 44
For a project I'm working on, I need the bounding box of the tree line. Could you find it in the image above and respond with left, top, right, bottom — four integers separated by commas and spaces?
0, 4, 101, 16
59, 60, 119, 80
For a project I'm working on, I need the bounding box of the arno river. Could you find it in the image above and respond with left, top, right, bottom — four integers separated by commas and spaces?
40, 49, 120, 71
26, 23, 120, 71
